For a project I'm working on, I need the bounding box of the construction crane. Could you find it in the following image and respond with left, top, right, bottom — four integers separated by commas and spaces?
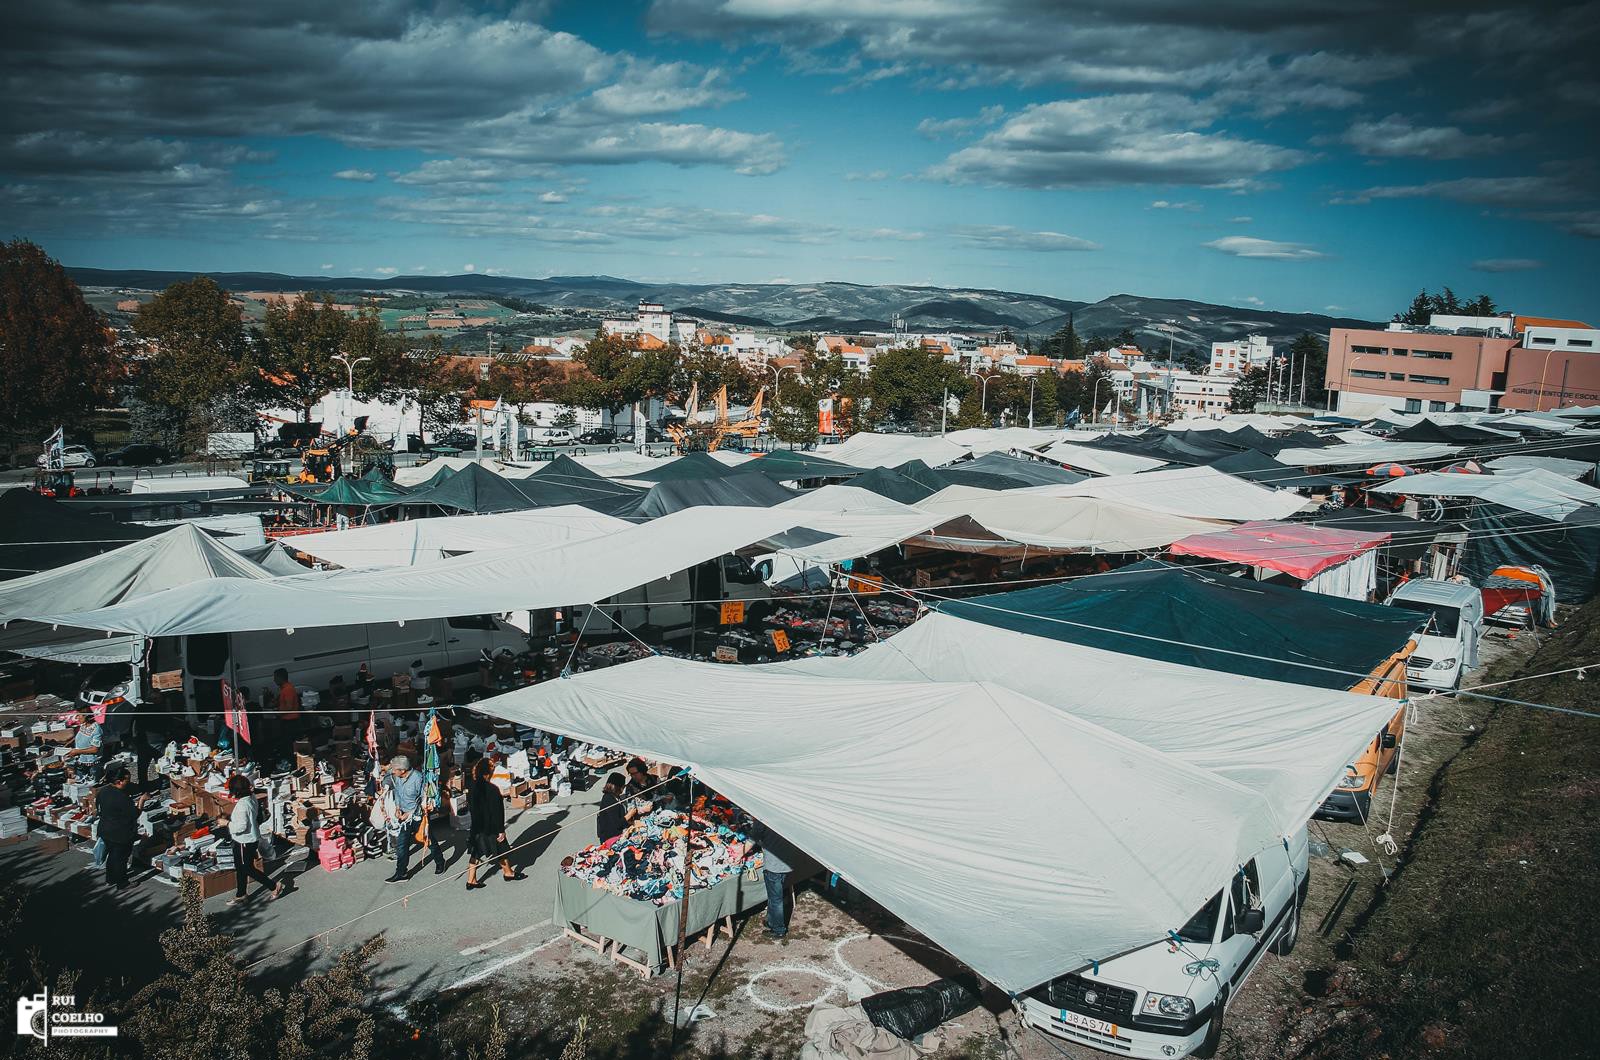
665, 385, 765, 453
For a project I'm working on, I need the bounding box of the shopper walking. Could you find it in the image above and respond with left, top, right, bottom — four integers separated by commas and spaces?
465, 758, 523, 889
225, 774, 285, 905
96, 765, 144, 891
383, 756, 444, 882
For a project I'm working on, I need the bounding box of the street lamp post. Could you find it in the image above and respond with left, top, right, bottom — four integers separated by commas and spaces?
1028, 376, 1036, 428
331, 354, 370, 432
1336, 353, 1379, 414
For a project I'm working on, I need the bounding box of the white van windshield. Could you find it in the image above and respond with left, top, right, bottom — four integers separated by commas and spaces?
1178, 891, 1223, 943
1391, 600, 1461, 637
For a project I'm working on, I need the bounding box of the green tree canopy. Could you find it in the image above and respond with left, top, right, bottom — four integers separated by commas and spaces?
0, 239, 120, 457
131, 276, 250, 449
1228, 365, 1268, 412
866, 345, 968, 430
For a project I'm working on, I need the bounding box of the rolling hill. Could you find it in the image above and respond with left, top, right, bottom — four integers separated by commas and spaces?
68, 267, 1377, 348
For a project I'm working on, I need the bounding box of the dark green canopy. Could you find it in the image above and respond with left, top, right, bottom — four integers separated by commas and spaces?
625, 451, 742, 483
848, 464, 939, 504
944, 453, 1088, 488
739, 449, 860, 482
940, 559, 1423, 691
392, 462, 536, 513
282, 476, 410, 506
625, 474, 798, 519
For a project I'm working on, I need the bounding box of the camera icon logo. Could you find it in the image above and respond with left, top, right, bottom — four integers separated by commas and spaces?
16, 991, 48, 1043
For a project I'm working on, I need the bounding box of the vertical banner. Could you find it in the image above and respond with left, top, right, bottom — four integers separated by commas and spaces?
817, 397, 835, 435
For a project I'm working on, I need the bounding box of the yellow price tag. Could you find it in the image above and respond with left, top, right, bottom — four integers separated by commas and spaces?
720, 600, 746, 624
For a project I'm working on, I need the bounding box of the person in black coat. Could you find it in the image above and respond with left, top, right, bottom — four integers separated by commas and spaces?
595, 773, 627, 844
97, 764, 147, 890
464, 758, 523, 889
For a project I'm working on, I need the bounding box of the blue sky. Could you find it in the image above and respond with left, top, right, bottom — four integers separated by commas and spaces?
2, 0, 1597, 321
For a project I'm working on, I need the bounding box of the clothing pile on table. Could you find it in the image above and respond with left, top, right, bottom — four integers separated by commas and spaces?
561, 806, 763, 905
862, 600, 920, 628
765, 607, 853, 640
578, 642, 655, 669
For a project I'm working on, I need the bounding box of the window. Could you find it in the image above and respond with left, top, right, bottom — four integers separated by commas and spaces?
1350, 369, 1386, 380
447, 614, 499, 631
1222, 859, 1261, 941
1532, 336, 1556, 344
1430, 400, 1448, 411
1570, 339, 1594, 348
1411, 349, 1454, 360
1404, 399, 1422, 413
1390, 372, 1407, 380
1179, 891, 1223, 943
1351, 345, 1389, 355
1391, 600, 1462, 637
1409, 374, 1450, 385
1388, 349, 1410, 357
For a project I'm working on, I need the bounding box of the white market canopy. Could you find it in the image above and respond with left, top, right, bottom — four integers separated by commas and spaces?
826, 432, 968, 470
918, 485, 1226, 551
288, 507, 635, 569
1033, 441, 1169, 476
1017, 465, 1309, 522
945, 427, 1063, 454
29, 507, 809, 638
474, 660, 1266, 992
0, 524, 275, 662
1367, 469, 1600, 519
775, 612, 1396, 831
474, 646, 1394, 993
1271, 441, 1458, 467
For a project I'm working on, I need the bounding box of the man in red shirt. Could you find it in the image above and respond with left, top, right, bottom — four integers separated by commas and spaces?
273, 668, 302, 753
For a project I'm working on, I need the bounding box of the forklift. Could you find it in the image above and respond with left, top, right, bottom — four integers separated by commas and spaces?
293, 416, 371, 484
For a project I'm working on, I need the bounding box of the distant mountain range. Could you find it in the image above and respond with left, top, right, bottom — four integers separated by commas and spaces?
68, 267, 1379, 350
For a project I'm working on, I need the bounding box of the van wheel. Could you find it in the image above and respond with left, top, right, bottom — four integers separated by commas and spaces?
1271, 903, 1299, 956
1193, 986, 1228, 1059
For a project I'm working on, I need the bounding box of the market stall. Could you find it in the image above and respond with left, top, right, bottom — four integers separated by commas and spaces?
556, 803, 767, 976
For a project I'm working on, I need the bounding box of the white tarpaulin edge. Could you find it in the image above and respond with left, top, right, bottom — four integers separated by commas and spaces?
472, 656, 1281, 993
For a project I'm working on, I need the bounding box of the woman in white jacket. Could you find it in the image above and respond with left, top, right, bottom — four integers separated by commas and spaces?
226, 774, 286, 905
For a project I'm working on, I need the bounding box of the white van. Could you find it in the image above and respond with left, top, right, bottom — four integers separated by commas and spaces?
144, 616, 527, 717
571, 554, 776, 641
1019, 826, 1308, 1059
1385, 579, 1483, 691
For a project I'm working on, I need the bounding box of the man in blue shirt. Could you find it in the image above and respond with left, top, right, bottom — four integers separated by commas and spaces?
383, 755, 445, 882
67, 718, 103, 779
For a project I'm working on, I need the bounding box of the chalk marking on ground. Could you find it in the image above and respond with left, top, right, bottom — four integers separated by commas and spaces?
744, 932, 927, 1013
445, 931, 565, 992
459, 918, 553, 956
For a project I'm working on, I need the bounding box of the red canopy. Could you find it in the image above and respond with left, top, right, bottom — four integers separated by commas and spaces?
1168, 521, 1392, 581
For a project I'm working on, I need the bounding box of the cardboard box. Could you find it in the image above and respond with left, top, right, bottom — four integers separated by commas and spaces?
183, 867, 234, 900
29, 833, 69, 855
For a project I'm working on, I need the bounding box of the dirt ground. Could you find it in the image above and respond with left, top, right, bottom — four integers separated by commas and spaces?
402, 626, 1555, 1060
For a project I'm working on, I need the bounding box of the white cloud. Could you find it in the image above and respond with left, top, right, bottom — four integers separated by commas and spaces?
539, 191, 568, 203
1242, 295, 1264, 305
1229, 216, 1252, 223
1204, 236, 1328, 261
333, 168, 376, 182
373, 266, 398, 275
1150, 200, 1200, 211
319, 263, 334, 270
1471, 257, 1543, 272
463, 263, 476, 272
928, 94, 1306, 189
953, 225, 1102, 252
1339, 114, 1508, 159
844, 170, 891, 182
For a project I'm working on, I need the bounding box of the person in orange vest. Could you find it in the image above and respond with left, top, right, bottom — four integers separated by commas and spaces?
273, 667, 302, 755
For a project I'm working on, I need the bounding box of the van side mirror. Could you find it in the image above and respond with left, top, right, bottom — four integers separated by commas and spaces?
1381, 732, 1397, 750
1235, 907, 1265, 935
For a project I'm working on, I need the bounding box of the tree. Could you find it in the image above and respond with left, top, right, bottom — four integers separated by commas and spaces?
673, 345, 760, 403
991, 371, 1059, 427
1396, 287, 1497, 324
1228, 365, 1268, 412
1396, 289, 1434, 325
131, 276, 250, 450
865, 345, 967, 430
1461, 293, 1498, 317
559, 333, 674, 415
0, 239, 121, 461
253, 294, 362, 420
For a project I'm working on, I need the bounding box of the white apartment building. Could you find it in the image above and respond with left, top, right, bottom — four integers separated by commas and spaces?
1136, 371, 1235, 418
1210, 334, 1273, 376
601, 301, 674, 343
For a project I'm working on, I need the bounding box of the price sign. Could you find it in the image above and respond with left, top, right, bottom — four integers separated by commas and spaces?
720, 600, 746, 624
768, 629, 791, 653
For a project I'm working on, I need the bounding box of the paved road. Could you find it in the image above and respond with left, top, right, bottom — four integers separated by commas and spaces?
0, 782, 607, 997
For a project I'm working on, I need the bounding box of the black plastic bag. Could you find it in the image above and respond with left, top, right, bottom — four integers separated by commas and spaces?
861, 976, 981, 1040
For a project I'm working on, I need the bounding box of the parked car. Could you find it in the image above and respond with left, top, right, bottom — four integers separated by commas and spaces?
35, 445, 96, 468
433, 429, 477, 450
104, 442, 172, 466
527, 427, 577, 445
576, 428, 617, 445
1317, 705, 1405, 822
1019, 824, 1308, 1058
1385, 579, 1485, 692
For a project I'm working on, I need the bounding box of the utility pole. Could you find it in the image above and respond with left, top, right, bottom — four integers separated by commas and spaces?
1028, 377, 1036, 429
941, 386, 949, 435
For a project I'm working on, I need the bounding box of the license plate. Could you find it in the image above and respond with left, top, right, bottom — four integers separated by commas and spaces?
1060, 1010, 1118, 1037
